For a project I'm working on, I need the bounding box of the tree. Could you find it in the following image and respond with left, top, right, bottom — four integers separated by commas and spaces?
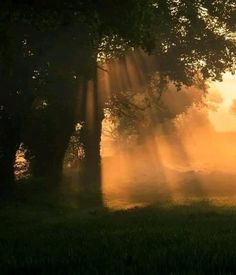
104, 73, 206, 148
0, 2, 95, 190
0, 0, 235, 200
23, 23, 94, 181
0, 21, 37, 195
78, 0, 235, 207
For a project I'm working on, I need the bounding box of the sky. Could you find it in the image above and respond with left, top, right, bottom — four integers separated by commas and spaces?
208, 73, 236, 132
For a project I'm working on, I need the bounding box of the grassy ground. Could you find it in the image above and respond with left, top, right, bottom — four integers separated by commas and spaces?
1, 185, 236, 274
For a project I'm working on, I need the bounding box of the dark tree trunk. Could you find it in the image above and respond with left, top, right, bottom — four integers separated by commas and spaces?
22, 22, 94, 185
78, 69, 104, 208
30, 126, 74, 181
27, 95, 77, 182
0, 147, 16, 197
31, 151, 64, 181
0, 24, 35, 196
0, 111, 20, 197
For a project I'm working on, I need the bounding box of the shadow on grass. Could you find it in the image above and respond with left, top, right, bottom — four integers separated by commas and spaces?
1, 186, 236, 274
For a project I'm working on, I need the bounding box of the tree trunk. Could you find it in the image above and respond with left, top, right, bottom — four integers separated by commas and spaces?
78, 70, 104, 208
0, 111, 20, 197
30, 128, 73, 181
0, 148, 16, 197
31, 151, 64, 181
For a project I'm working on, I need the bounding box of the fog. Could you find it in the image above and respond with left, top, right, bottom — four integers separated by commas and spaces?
101, 75, 236, 209
15, 55, 236, 210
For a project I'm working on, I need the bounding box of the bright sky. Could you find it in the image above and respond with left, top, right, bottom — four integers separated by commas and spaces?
208, 73, 236, 132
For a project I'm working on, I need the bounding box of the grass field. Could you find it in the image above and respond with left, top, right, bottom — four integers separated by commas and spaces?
1, 187, 236, 275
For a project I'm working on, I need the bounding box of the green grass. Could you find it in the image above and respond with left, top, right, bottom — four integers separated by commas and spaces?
1, 187, 236, 274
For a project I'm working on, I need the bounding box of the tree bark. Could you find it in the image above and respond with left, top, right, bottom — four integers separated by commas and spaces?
0, 111, 20, 197
78, 68, 104, 208
29, 124, 74, 182
24, 23, 95, 185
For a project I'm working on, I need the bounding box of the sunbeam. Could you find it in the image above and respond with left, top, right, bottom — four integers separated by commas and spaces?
99, 55, 236, 210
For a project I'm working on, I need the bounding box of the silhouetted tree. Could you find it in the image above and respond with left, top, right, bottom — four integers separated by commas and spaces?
105, 73, 206, 147
0, 21, 37, 195
0, 1, 235, 200
23, 23, 94, 181
0, 2, 95, 190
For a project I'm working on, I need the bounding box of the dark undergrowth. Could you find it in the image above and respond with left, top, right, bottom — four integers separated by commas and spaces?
1, 180, 236, 274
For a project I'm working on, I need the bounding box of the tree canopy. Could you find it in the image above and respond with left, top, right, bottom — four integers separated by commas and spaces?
0, 0, 235, 192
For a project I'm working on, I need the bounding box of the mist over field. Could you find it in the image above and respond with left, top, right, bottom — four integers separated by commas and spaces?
101, 75, 236, 209
1, 2, 236, 273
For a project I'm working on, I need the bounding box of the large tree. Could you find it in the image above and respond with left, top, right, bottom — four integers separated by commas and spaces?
0, 1, 96, 192
0, 0, 235, 199
79, 0, 235, 206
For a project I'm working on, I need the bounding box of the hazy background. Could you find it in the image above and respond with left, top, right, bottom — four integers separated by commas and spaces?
101, 73, 236, 209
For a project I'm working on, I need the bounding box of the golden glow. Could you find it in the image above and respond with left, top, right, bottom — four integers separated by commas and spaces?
76, 54, 236, 210
208, 73, 236, 132
85, 80, 96, 131
99, 66, 236, 210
